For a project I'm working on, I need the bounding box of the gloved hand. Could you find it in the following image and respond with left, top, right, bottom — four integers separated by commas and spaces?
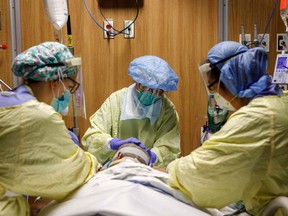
145, 148, 157, 165
68, 130, 80, 146
109, 137, 143, 150
109, 137, 157, 165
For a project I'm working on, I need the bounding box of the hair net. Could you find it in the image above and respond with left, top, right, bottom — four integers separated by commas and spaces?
12, 42, 77, 81
208, 41, 282, 98
128, 55, 179, 92
208, 41, 248, 71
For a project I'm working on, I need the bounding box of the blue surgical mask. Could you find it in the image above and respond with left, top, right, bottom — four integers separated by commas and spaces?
137, 90, 160, 106
51, 89, 71, 113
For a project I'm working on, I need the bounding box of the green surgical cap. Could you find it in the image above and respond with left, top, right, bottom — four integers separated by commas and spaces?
12, 42, 77, 81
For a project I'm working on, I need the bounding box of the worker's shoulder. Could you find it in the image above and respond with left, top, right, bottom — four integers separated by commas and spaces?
249, 94, 288, 110
107, 87, 128, 99
23, 100, 61, 121
111, 87, 127, 95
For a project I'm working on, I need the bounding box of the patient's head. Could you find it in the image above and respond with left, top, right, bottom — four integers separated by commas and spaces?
109, 143, 150, 167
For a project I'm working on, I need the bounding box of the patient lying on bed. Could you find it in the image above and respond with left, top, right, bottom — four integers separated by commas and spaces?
37, 144, 248, 216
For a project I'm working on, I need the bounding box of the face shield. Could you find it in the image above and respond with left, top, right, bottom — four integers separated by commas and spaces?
198, 63, 236, 111
62, 57, 86, 119
199, 63, 232, 133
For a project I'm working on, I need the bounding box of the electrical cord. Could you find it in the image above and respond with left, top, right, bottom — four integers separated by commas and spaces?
84, 0, 139, 37
98, 0, 139, 36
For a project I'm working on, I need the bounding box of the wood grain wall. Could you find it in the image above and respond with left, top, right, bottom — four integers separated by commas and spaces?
228, 0, 284, 75
2, 0, 284, 157
0, 0, 12, 89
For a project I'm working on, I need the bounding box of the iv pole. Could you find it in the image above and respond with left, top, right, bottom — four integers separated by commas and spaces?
66, 0, 80, 139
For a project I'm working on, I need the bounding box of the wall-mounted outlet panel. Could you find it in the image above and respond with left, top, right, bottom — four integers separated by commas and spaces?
103, 19, 114, 39
277, 33, 288, 52
124, 20, 135, 39
258, 34, 269, 52
239, 34, 251, 44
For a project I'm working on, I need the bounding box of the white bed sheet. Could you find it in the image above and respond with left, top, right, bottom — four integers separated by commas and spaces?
38, 161, 245, 216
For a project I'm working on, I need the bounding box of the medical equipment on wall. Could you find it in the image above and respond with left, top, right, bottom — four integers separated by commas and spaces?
241, 0, 278, 50
240, 24, 259, 48
273, 0, 288, 90
271, 1, 288, 86
0, 43, 7, 50
272, 54, 288, 91
84, 0, 139, 38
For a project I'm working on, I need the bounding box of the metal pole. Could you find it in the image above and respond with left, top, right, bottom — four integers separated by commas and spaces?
9, 0, 22, 88
218, 0, 228, 42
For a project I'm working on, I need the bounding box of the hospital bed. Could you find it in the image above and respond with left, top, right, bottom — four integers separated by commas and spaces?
38, 161, 213, 216
37, 161, 288, 216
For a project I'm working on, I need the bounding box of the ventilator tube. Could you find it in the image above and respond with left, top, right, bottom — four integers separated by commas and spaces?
43, 0, 68, 30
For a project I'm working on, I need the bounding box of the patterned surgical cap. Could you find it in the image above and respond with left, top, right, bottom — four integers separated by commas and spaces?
12, 42, 77, 81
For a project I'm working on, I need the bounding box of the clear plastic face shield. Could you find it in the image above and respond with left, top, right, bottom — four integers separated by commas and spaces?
198, 63, 236, 111
62, 57, 86, 119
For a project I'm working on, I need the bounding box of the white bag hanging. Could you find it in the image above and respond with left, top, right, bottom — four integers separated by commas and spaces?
43, 0, 68, 30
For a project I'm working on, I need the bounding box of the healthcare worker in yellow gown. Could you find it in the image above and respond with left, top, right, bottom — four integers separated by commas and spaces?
82, 55, 180, 168
0, 42, 98, 216
167, 41, 287, 216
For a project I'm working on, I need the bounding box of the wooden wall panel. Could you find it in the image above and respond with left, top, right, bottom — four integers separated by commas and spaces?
17, 0, 218, 157
228, 0, 284, 75
0, 1, 12, 89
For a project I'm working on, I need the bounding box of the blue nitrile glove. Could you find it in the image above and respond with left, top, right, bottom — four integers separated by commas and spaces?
109, 137, 157, 165
68, 130, 80, 146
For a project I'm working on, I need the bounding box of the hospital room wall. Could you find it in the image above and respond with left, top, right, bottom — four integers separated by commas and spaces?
228, 0, 284, 74
0, 0, 283, 157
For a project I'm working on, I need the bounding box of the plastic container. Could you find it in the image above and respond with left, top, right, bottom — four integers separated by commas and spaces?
43, 0, 68, 30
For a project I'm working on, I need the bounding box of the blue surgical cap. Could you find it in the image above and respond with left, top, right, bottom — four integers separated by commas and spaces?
128, 55, 179, 91
207, 41, 273, 98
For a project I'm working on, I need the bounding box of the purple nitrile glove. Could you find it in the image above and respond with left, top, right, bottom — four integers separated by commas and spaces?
68, 130, 80, 146
139, 145, 157, 165
109, 137, 143, 150
148, 150, 157, 165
